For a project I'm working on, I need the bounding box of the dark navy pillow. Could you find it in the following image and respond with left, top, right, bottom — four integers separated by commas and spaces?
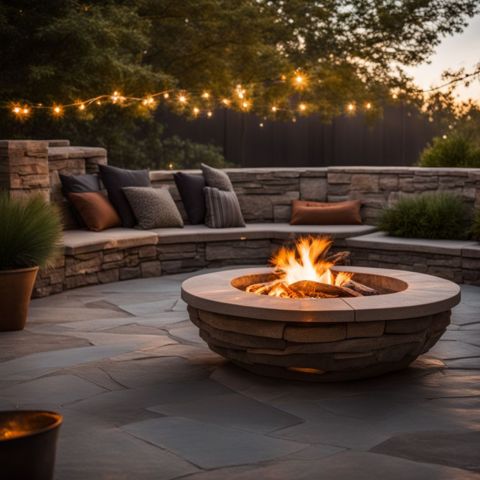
174, 172, 206, 224
99, 164, 151, 228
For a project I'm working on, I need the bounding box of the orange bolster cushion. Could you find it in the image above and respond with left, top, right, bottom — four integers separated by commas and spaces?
290, 199, 362, 225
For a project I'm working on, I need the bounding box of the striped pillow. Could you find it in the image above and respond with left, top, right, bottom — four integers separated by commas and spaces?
204, 187, 246, 228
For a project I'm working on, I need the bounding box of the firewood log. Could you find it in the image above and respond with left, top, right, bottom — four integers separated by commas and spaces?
289, 280, 358, 298
343, 280, 378, 296
324, 251, 351, 265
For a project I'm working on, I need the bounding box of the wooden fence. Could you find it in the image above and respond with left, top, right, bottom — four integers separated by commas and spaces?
159, 104, 441, 167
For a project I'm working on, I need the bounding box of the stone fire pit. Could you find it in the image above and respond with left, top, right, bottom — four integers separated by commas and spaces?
182, 267, 461, 381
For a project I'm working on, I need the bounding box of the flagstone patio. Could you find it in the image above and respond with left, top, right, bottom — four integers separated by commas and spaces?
1, 268, 480, 479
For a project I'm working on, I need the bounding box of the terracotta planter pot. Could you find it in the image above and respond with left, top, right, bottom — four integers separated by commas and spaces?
0, 410, 62, 480
0, 266, 39, 331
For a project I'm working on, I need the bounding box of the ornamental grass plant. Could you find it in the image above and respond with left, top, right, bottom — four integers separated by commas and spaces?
378, 192, 471, 240
0, 193, 62, 270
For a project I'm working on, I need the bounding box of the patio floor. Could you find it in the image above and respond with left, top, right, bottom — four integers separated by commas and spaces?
1, 268, 480, 480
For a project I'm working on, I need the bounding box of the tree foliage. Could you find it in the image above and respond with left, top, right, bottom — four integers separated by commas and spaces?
0, 0, 478, 167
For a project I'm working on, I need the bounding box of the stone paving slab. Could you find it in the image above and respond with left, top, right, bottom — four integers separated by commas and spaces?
0, 270, 478, 479
122, 416, 307, 469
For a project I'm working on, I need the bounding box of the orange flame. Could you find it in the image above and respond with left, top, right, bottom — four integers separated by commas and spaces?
267, 236, 352, 296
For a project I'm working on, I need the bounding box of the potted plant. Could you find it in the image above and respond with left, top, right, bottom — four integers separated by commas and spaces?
0, 193, 62, 331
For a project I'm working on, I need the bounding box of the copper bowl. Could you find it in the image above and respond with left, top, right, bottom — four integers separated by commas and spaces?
0, 410, 63, 480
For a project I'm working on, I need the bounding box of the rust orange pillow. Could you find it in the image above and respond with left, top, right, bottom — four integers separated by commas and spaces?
68, 192, 121, 231
290, 199, 362, 225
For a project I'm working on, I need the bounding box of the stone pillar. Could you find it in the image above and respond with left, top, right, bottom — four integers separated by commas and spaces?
0, 140, 50, 200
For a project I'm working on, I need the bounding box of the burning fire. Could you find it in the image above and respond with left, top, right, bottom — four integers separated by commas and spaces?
246, 236, 361, 299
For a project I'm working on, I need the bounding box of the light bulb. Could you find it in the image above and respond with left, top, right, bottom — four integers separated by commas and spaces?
271, 106, 277, 112
298, 103, 307, 112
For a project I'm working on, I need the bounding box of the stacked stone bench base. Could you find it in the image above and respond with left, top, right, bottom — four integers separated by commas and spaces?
188, 306, 450, 382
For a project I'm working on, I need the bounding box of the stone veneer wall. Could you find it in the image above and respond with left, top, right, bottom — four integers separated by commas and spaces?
2, 140, 480, 225
152, 166, 480, 224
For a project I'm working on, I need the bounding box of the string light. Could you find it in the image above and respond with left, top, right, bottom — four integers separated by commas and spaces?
259, 122, 264, 127
52, 105, 63, 116
192, 107, 200, 115
293, 71, 306, 88
3, 68, 415, 122
142, 96, 156, 107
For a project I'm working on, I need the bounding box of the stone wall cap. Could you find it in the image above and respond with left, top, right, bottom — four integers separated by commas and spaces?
347, 231, 478, 256
48, 146, 107, 159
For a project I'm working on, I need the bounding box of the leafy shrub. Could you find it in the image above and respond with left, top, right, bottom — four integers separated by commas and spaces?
378, 192, 471, 239
0, 194, 62, 270
419, 133, 480, 168
472, 210, 480, 241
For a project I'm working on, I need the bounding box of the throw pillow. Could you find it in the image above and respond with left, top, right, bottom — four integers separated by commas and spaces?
123, 187, 184, 229
290, 199, 362, 225
68, 192, 121, 231
201, 163, 233, 191
174, 172, 206, 224
59, 173, 101, 227
204, 186, 246, 228
99, 164, 151, 228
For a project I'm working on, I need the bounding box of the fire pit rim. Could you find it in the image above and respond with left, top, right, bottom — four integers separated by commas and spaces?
181, 266, 461, 323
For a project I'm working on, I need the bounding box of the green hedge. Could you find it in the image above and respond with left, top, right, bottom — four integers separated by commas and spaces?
419, 133, 480, 168
378, 192, 471, 240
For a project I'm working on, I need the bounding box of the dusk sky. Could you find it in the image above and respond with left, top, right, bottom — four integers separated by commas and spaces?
407, 12, 480, 102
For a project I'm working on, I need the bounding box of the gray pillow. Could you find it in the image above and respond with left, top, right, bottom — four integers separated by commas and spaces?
204, 187, 245, 228
123, 187, 184, 229
201, 163, 233, 191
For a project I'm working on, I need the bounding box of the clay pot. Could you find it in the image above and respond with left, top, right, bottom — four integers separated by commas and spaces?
0, 410, 62, 480
0, 266, 39, 331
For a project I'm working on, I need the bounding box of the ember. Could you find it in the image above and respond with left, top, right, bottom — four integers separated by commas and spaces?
246, 236, 377, 298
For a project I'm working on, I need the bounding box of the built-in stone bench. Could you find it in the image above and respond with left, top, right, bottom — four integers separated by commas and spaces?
34, 224, 377, 297
346, 232, 480, 284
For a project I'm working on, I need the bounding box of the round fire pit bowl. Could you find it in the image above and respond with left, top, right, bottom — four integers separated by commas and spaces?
182, 266, 461, 381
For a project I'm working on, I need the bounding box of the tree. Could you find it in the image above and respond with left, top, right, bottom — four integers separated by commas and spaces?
0, 0, 478, 166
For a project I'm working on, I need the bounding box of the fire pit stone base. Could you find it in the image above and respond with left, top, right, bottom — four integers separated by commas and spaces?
182, 266, 460, 382
187, 306, 450, 381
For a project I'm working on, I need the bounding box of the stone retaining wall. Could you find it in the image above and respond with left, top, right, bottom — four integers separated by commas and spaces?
34, 238, 284, 297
